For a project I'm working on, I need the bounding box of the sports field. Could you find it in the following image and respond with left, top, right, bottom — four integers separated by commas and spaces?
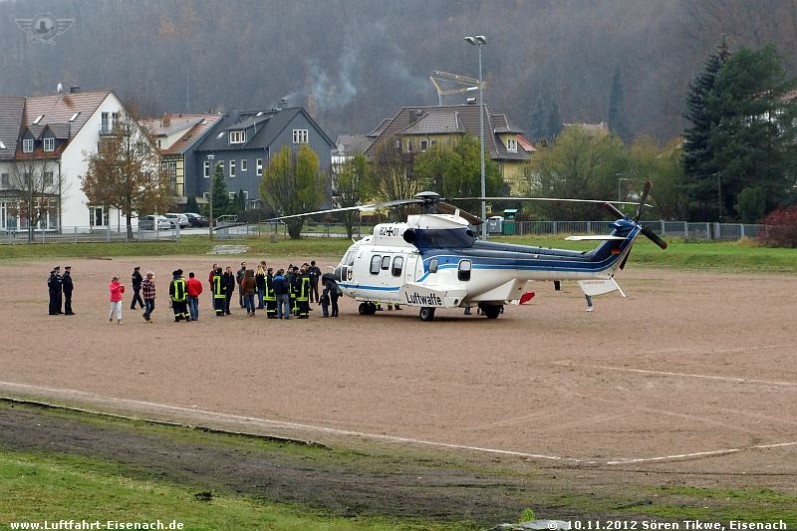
2, 255, 796, 492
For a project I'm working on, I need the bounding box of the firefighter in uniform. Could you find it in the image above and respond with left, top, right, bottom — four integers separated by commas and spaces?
264, 267, 277, 319
169, 269, 190, 322
212, 267, 226, 316
295, 267, 311, 319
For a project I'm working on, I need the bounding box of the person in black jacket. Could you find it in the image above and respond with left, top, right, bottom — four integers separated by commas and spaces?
47, 268, 62, 315
62, 266, 75, 315
130, 266, 144, 309
222, 266, 236, 315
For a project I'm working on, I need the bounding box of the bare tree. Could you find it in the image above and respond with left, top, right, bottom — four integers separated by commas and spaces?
8, 157, 67, 242
81, 111, 172, 239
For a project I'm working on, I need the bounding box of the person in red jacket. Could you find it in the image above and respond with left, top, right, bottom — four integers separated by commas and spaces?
186, 271, 203, 322
108, 276, 125, 325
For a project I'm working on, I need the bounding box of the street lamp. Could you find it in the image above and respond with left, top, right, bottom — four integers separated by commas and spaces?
207, 154, 215, 239
464, 34, 487, 239
616, 174, 630, 202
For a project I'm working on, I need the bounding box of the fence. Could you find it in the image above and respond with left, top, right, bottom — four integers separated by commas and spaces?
0, 220, 767, 245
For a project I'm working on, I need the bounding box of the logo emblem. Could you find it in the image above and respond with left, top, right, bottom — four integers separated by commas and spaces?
16, 13, 74, 45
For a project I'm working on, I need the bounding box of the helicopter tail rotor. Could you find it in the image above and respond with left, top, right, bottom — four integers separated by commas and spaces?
604, 180, 667, 250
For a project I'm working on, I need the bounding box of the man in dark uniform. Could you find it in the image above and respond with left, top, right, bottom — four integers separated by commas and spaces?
264, 267, 277, 318
62, 266, 75, 315
130, 266, 144, 309
307, 261, 321, 304
47, 268, 62, 315
169, 269, 189, 322
222, 266, 236, 315
295, 266, 311, 319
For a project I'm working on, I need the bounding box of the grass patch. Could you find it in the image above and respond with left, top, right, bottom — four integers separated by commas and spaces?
0, 449, 460, 530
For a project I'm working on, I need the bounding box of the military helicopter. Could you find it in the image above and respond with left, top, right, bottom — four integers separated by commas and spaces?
273, 182, 666, 321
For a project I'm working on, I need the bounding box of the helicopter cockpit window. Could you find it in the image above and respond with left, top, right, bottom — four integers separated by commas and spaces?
381, 255, 391, 270
458, 260, 472, 281
392, 256, 404, 277
429, 258, 439, 273
370, 255, 381, 275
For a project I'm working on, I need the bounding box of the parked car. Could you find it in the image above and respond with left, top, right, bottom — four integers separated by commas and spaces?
139, 215, 174, 231
165, 213, 190, 228
184, 212, 209, 227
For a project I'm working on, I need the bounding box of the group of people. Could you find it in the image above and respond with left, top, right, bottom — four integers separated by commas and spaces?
102, 259, 342, 324
47, 265, 75, 316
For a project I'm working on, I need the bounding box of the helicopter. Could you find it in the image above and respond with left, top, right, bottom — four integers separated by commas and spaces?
273, 182, 667, 321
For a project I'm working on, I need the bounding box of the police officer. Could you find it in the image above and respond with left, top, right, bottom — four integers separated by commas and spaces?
62, 266, 75, 315
169, 269, 189, 322
47, 268, 62, 315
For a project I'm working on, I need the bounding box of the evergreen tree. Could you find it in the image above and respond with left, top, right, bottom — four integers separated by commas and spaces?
546, 100, 563, 140
210, 163, 230, 218
529, 95, 548, 142
707, 44, 797, 220
184, 195, 199, 214
681, 36, 730, 220
608, 64, 631, 143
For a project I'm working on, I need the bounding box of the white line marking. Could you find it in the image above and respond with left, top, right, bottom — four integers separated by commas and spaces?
554, 362, 797, 388
2, 380, 795, 467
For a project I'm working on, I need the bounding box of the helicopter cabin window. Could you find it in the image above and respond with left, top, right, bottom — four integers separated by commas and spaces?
392, 256, 404, 276
429, 258, 439, 273
370, 255, 381, 275
458, 260, 472, 281
381, 255, 391, 270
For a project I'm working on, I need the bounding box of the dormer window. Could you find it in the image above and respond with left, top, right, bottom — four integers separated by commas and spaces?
23, 138, 34, 153
229, 130, 246, 144
44, 137, 55, 152
506, 137, 518, 153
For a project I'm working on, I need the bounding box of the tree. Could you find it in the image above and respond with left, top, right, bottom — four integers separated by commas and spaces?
210, 163, 230, 219
608, 64, 631, 143
520, 126, 625, 220
546, 100, 563, 141
370, 140, 421, 221
334, 154, 375, 238
707, 44, 797, 221
681, 36, 730, 220
8, 157, 65, 242
627, 136, 689, 220
82, 112, 172, 238
259, 145, 326, 239
413, 135, 503, 216
184, 195, 199, 214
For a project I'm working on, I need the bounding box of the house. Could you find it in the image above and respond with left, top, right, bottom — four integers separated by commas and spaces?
362, 104, 535, 194
0, 89, 148, 232
141, 113, 223, 204
192, 106, 335, 210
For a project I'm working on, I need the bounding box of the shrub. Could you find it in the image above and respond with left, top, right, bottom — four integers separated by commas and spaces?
757, 206, 797, 247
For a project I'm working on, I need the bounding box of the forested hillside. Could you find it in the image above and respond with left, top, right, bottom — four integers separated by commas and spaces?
1, 0, 796, 141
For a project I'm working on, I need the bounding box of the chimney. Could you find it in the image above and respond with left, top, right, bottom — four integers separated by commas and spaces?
162, 114, 171, 127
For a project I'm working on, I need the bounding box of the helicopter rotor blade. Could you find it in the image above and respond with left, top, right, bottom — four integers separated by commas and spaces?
640, 225, 668, 249
603, 201, 626, 219
452, 196, 651, 207
265, 198, 424, 221
634, 180, 652, 222
437, 202, 483, 225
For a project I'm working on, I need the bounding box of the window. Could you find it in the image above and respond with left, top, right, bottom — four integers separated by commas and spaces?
256, 158, 263, 176
229, 160, 236, 178
68, 112, 80, 122
241, 159, 247, 172
420, 139, 428, 152
458, 260, 472, 281
1, 173, 9, 187
43, 137, 55, 152
202, 192, 210, 201
33, 114, 44, 125
228, 192, 236, 200
243, 191, 249, 200
43, 172, 54, 186
89, 205, 107, 227
381, 256, 391, 270
406, 140, 413, 152
429, 258, 439, 273
203, 161, 211, 178
22, 138, 34, 153
292, 129, 308, 144
229, 130, 246, 144
101, 112, 118, 134
506, 137, 518, 153
370, 255, 382, 275
391, 256, 404, 277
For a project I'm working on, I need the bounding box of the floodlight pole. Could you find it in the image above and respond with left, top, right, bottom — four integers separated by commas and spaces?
465, 35, 487, 239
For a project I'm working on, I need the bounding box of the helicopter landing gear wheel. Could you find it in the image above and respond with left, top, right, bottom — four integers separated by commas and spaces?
359, 302, 377, 315
419, 307, 436, 321
481, 304, 502, 319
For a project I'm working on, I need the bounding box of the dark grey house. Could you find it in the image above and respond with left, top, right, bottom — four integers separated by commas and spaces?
193, 107, 335, 209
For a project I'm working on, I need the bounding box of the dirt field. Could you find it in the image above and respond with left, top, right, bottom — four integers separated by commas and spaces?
2, 255, 796, 496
